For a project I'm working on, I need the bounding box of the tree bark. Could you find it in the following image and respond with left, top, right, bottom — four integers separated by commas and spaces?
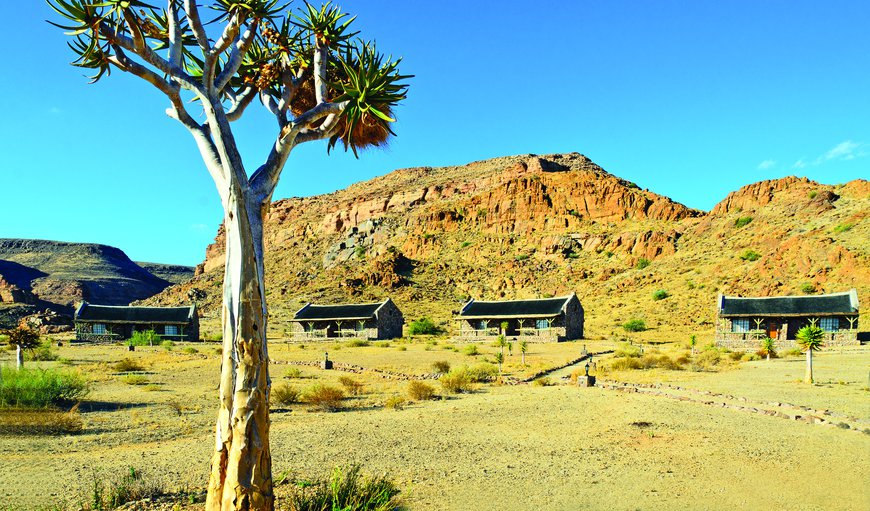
804, 349, 814, 384
16, 345, 23, 370
206, 193, 273, 510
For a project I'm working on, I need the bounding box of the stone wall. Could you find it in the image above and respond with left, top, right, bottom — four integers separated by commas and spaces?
375, 299, 404, 339
563, 295, 584, 340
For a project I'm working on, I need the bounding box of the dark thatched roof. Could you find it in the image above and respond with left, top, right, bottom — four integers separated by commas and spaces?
292, 301, 387, 322
75, 301, 195, 324
459, 295, 576, 319
719, 290, 859, 317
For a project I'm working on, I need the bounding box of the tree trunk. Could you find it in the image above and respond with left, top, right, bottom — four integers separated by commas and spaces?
804, 349, 813, 384
766, 352, 770, 362
206, 194, 273, 511
16, 345, 23, 369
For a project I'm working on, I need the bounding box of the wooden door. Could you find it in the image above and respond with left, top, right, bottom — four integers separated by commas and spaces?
766, 320, 779, 339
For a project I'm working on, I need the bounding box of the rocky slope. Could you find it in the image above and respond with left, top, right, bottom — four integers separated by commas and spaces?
144, 153, 869, 340
0, 239, 194, 327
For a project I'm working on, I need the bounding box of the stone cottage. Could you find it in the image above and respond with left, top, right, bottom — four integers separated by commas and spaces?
715, 289, 859, 349
290, 298, 403, 340
74, 301, 199, 342
456, 293, 584, 342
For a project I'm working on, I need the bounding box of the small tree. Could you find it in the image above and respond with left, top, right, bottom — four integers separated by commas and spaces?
760, 337, 776, 361
689, 334, 697, 356
494, 351, 504, 374
507, 341, 513, 357
519, 340, 528, 366
499, 321, 509, 335
6, 327, 41, 369
796, 325, 824, 383
496, 334, 507, 356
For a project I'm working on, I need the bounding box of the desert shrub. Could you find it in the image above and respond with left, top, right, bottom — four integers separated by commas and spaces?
610, 357, 643, 371
374, 341, 390, 348
143, 384, 161, 392
431, 361, 451, 374
515, 253, 530, 261
346, 339, 370, 347
462, 344, 479, 356
384, 395, 405, 410
182, 346, 198, 354
729, 351, 745, 361
114, 358, 145, 372
129, 329, 160, 346
675, 354, 690, 365
85, 467, 166, 510
808, 190, 818, 199
441, 343, 455, 350
408, 318, 439, 335
303, 385, 345, 412
440, 369, 473, 394
635, 258, 651, 270
800, 282, 816, 294
782, 348, 803, 357
614, 342, 642, 358
622, 319, 647, 332
0, 367, 88, 407
652, 354, 683, 370
397, 346, 407, 352
57, 357, 73, 366
407, 381, 436, 401
740, 249, 761, 261
742, 353, 761, 362
651, 289, 670, 301
25, 342, 58, 362
692, 349, 721, 371
833, 222, 854, 233
338, 376, 365, 396
532, 377, 552, 387
285, 367, 304, 379
285, 465, 401, 511
467, 362, 499, 382
160, 340, 175, 351
734, 216, 753, 228
272, 384, 300, 406
122, 374, 150, 385
0, 406, 84, 435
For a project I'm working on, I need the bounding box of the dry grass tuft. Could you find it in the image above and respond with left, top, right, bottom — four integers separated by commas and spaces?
114, 358, 145, 372
0, 406, 84, 435
303, 385, 345, 412
384, 395, 406, 410
272, 384, 300, 407
407, 380, 436, 401
338, 376, 365, 396
440, 369, 473, 394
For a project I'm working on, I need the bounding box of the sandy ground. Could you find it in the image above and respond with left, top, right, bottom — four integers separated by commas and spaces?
0, 342, 868, 510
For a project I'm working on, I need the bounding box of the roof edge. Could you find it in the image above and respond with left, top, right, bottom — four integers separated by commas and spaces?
721, 290, 855, 301
465, 294, 575, 306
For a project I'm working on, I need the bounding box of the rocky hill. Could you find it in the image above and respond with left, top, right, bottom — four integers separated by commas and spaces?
143, 152, 869, 340
0, 239, 194, 328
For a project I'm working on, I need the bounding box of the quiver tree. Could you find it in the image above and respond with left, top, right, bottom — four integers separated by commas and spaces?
48, 1, 410, 509
796, 325, 824, 384
5, 326, 41, 369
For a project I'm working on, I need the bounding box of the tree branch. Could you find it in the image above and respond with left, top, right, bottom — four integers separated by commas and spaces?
211, 12, 241, 58
101, 23, 200, 92
215, 21, 257, 93
313, 40, 328, 104
167, 0, 183, 72
226, 86, 258, 121
183, 0, 211, 54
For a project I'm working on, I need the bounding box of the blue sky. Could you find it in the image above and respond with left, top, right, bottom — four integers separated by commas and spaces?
1, 1, 868, 266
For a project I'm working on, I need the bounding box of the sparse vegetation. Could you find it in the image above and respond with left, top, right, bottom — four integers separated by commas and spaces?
431, 361, 450, 374
82, 467, 165, 511
272, 384, 300, 407
285, 367, 304, 379
808, 190, 818, 199
284, 465, 401, 511
346, 339, 371, 347
800, 282, 816, 294
113, 358, 145, 372
440, 368, 474, 394
303, 385, 345, 412
338, 376, 365, 396
0, 367, 88, 407
129, 329, 160, 346
122, 374, 150, 385
160, 340, 175, 351
384, 395, 405, 410
463, 344, 479, 356
0, 406, 84, 435
740, 249, 761, 261
635, 258, 651, 270
622, 319, 647, 332
833, 222, 854, 233
407, 381, 436, 401
182, 346, 198, 354
734, 216, 753, 228
532, 377, 552, 387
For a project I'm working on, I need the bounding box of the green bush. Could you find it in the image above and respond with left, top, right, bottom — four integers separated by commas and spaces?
160, 340, 175, 351
622, 319, 647, 332
466, 362, 499, 382
652, 289, 670, 301
182, 346, 198, 354
740, 249, 761, 261
122, 374, 150, 386
833, 223, 854, 234
462, 344, 479, 356
384, 395, 406, 410
431, 361, 450, 374
129, 329, 161, 346
440, 369, 473, 394
408, 318, 439, 335
346, 339, 370, 347
26, 342, 58, 362
808, 190, 818, 199
0, 367, 89, 407
635, 258, 651, 270
272, 384, 300, 406
800, 282, 816, 294
734, 216, 753, 228
285, 465, 401, 511
285, 367, 303, 379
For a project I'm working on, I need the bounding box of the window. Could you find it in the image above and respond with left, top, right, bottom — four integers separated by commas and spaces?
731, 319, 750, 333
356, 321, 365, 331
165, 325, 179, 336
536, 319, 549, 330
93, 323, 106, 335
478, 320, 488, 330
820, 318, 838, 332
